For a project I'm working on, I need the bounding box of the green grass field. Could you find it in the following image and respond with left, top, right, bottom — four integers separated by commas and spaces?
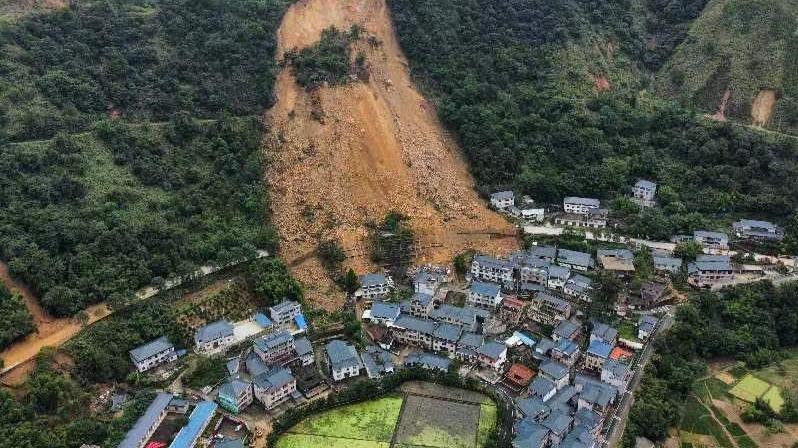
753, 349, 798, 390
762, 386, 785, 413
276, 434, 392, 448
476, 403, 497, 446
285, 395, 404, 443
679, 396, 735, 448
729, 375, 772, 403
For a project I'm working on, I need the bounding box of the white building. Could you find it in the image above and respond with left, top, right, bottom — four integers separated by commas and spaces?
129, 336, 178, 373
194, 320, 235, 355
601, 359, 632, 394
269, 300, 301, 326
468, 281, 503, 309
563, 197, 600, 215
253, 368, 296, 409
477, 341, 508, 370
355, 273, 395, 301
326, 339, 363, 381
470, 255, 514, 284
490, 191, 515, 209
632, 179, 657, 206
522, 208, 545, 222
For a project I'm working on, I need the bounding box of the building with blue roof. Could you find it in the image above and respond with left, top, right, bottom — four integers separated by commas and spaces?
169, 401, 217, 448
468, 281, 502, 309
585, 340, 614, 371
253, 313, 273, 329
119, 392, 173, 448
194, 320, 234, 355
294, 312, 308, 332
129, 336, 178, 373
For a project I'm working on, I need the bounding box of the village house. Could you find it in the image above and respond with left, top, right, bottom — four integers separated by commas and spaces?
528, 292, 573, 326
556, 249, 594, 271
269, 300, 301, 327
405, 351, 452, 372
585, 340, 613, 371
253, 368, 296, 409
504, 364, 536, 392
499, 295, 527, 325
129, 336, 179, 373
636, 281, 667, 309
577, 381, 616, 415
601, 359, 632, 394
516, 396, 550, 421
563, 274, 593, 302
470, 254, 514, 284
530, 375, 558, 402
217, 379, 253, 414
392, 315, 435, 349
414, 270, 445, 296
535, 338, 556, 357
469, 281, 503, 309
540, 360, 570, 390
194, 320, 235, 355
590, 322, 618, 345
556, 208, 609, 229
688, 254, 734, 287
514, 418, 551, 448
517, 259, 550, 286
732, 219, 784, 241
478, 340, 508, 370
253, 330, 295, 364
169, 401, 218, 448
455, 332, 483, 363
632, 179, 657, 206
355, 273, 395, 301
432, 323, 462, 355
361, 345, 395, 379
542, 410, 574, 445
546, 265, 571, 290
294, 336, 315, 366
490, 190, 515, 209
522, 207, 546, 222
563, 197, 601, 215
551, 338, 580, 367
653, 254, 683, 273
366, 301, 401, 325
326, 339, 363, 381
430, 304, 481, 331
638, 315, 658, 340
597, 249, 635, 273
409, 292, 435, 318
693, 230, 730, 251
118, 393, 173, 448
552, 320, 580, 342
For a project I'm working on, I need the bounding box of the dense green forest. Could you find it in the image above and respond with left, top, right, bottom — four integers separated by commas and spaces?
388, 0, 798, 238
624, 281, 798, 444
0, 0, 290, 316
0, 283, 34, 350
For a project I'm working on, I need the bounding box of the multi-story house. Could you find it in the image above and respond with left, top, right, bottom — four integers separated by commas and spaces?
217, 379, 253, 414
584, 340, 613, 371
653, 254, 683, 273
409, 292, 435, 318
530, 376, 558, 402
355, 273, 394, 301
294, 336, 315, 366
546, 265, 571, 290
552, 320, 580, 342
392, 316, 435, 349
490, 190, 515, 209
528, 292, 573, 326
405, 351, 452, 372
194, 320, 235, 355
556, 249, 594, 271
129, 336, 178, 373
513, 418, 551, 448
597, 249, 635, 273
563, 197, 600, 215
367, 301, 401, 325
601, 359, 632, 394
361, 345, 395, 379
477, 340, 508, 370
499, 295, 526, 325
118, 393, 173, 448
269, 300, 301, 326
253, 330, 295, 364
253, 368, 296, 409
638, 315, 658, 340
541, 410, 574, 445
632, 179, 657, 206
413, 270, 445, 296
551, 338, 580, 367
325, 339, 363, 381
563, 274, 593, 302
577, 381, 616, 415
470, 255, 514, 284
432, 323, 462, 355
455, 332, 483, 363
539, 360, 570, 390
693, 230, 730, 251
687, 255, 734, 287
732, 219, 784, 241
430, 304, 479, 331
468, 281, 502, 309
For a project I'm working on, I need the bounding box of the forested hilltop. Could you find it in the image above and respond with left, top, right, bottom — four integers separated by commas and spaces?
388, 0, 798, 241
0, 0, 290, 316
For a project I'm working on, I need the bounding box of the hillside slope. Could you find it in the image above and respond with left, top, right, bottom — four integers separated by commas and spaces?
656, 0, 798, 132
266, 0, 518, 308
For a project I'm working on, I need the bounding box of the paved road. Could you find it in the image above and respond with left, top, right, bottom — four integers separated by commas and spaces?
603, 314, 675, 448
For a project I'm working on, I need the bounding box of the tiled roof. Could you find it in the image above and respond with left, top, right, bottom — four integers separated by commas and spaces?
194, 320, 234, 345
325, 339, 363, 371
118, 393, 173, 448
130, 336, 174, 363
471, 281, 501, 297
587, 340, 613, 359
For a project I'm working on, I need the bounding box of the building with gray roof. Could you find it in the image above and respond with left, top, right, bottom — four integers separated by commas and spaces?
552, 320, 580, 342
253, 367, 296, 409
118, 392, 173, 448
430, 304, 478, 330
356, 272, 394, 301
530, 376, 557, 402
542, 409, 574, 444
325, 339, 363, 381
516, 396, 551, 421
513, 418, 550, 448
540, 360, 570, 389
469, 281, 503, 309
361, 345, 395, 379
130, 336, 178, 373
294, 336, 315, 366
590, 322, 618, 345
368, 301, 401, 324
253, 329, 295, 363
405, 351, 451, 372
194, 320, 234, 354
733, 219, 784, 240
557, 249, 594, 271
478, 340, 508, 370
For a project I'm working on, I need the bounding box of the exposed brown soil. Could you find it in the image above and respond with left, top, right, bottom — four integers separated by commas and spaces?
710, 89, 732, 122
265, 0, 518, 309
594, 75, 611, 92
0, 0, 66, 20
751, 89, 777, 127
0, 261, 110, 376
712, 398, 798, 448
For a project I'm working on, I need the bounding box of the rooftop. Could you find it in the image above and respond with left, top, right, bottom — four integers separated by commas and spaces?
118, 393, 173, 448
253, 367, 294, 391
587, 340, 613, 359
394, 315, 436, 334
491, 190, 514, 200
540, 360, 569, 380
635, 179, 657, 189
194, 320, 234, 345
557, 249, 594, 268
433, 323, 463, 342
530, 375, 557, 397
269, 300, 299, 314
371, 301, 401, 320
591, 322, 618, 342
542, 409, 573, 435
471, 281, 501, 297
553, 320, 580, 339
325, 339, 363, 371
564, 197, 600, 207
478, 340, 507, 359
169, 401, 218, 448
360, 273, 389, 287
254, 330, 293, 352
405, 351, 451, 371
130, 336, 174, 363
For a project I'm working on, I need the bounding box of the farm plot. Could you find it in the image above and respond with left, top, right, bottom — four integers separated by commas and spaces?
394, 394, 481, 448
729, 375, 771, 403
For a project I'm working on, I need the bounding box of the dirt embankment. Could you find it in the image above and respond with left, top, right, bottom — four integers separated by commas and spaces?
751, 89, 777, 127
265, 0, 518, 309
1, 261, 110, 380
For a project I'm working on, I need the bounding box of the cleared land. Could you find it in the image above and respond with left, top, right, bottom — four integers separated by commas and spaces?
394, 394, 480, 448
729, 375, 772, 403
277, 434, 391, 448
286, 395, 403, 442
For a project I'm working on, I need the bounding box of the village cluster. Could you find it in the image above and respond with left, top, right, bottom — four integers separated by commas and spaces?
112, 178, 791, 448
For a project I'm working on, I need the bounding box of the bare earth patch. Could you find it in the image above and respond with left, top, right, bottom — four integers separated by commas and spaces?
265, 0, 518, 309
713, 398, 798, 448
751, 89, 777, 127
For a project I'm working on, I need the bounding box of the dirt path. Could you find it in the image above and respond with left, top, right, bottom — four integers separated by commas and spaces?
751, 89, 777, 127
1, 260, 111, 376
265, 0, 518, 309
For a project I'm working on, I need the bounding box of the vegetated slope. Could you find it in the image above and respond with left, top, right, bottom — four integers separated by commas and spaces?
388, 0, 798, 241
266, 0, 518, 308
0, 0, 289, 316
656, 0, 798, 132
